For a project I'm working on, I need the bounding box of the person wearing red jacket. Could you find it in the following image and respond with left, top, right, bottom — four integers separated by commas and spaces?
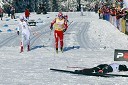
50, 12, 68, 53
25, 8, 30, 20
0, 6, 3, 20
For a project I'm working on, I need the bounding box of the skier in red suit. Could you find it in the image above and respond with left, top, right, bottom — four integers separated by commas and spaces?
50, 12, 68, 53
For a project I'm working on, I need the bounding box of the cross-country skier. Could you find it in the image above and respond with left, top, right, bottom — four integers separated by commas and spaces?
50, 12, 68, 53
75, 63, 128, 74
17, 15, 30, 53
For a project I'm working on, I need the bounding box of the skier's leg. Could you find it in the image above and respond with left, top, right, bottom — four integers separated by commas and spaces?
95, 64, 109, 73
59, 31, 64, 52
20, 34, 24, 52
11, 15, 12, 19
14, 14, 15, 19
20, 42, 23, 53
75, 68, 93, 74
54, 30, 59, 53
97, 64, 108, 67
102, 65, 113, 74
27, 40, 30, 51
26, 33, 30, 51
90, 64, 108, 73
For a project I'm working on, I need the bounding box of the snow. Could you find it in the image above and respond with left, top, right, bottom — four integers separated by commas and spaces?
0, 12, 128, 85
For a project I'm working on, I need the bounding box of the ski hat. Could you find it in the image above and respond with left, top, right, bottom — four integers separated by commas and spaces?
58, 12, 63, 17
19, 15, 24, 20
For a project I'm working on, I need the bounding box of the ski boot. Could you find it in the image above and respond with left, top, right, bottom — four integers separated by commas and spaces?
27, 45, 30, 51
20, 46, 23, 53
60, 47, 63, 53
56, 48, 58, 53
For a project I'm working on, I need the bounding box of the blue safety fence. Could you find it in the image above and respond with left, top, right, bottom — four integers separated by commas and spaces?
7, 29, 12, 32
0, 30, 2, 32
6, 19, 10, 21
3, 24, 8, 27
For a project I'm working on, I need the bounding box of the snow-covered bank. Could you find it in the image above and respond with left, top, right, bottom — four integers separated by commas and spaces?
88, 19, 128, 50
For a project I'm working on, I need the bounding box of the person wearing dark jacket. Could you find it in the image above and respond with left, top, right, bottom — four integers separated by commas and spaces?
75, 63, 128, 74
10, 6, 15, 19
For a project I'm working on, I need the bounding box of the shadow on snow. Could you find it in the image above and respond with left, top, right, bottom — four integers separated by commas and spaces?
63, 46, 80, 52
31, 45, 48, 51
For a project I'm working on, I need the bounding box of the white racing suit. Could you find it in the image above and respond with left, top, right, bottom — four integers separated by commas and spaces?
17, 21, 30, 52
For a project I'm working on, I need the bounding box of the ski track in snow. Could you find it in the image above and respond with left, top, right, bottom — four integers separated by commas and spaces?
0, 12, 128, 85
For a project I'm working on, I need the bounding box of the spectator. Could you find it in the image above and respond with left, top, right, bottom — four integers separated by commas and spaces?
25, 8, 30, 20
11, 6, 15, 19
7, 5, 11, 17
98, 8, 102, 19
0, 6, 3, 20
116, 9, 121, 29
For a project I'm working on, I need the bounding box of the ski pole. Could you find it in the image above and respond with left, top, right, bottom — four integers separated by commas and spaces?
68, 21, 73, 27
67, 66, 89, 69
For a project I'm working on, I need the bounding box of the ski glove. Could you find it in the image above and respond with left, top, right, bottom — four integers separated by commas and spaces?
63, 29, 66, 33
17, 31, 19, 35
50, 26, 53, 30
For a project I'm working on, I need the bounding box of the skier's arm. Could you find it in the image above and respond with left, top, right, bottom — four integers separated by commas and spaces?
63, 20, 68, 32
24, 22, 30, 30
50, 18, 56, 30
17, 24, 20, 35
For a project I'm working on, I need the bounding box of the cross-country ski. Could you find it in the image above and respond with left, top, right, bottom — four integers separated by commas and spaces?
50, 68, 128, 77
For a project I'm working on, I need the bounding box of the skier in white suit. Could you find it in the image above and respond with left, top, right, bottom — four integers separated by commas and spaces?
17, 15, 30, 53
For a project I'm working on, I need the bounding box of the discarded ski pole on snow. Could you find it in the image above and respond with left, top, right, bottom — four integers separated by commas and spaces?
67, 66, 88, 69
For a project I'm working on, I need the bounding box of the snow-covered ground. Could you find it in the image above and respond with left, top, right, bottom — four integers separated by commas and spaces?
0, 12, 128, 85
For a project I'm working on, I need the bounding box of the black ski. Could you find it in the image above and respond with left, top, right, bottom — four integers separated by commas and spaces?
50, 68, 111, 77
50, 68, 128, 77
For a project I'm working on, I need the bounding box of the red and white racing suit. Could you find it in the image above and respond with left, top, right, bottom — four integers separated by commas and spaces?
51, 17, 68, 50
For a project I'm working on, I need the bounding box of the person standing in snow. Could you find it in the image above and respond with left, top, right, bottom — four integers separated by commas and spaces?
25, 8, 30, 20
0, 6, 3, 20
81, 5, 84, 16
75, 63, 128, 74
7, 5, 11, 17
50, 12, 68, 53
17, 15, 30, 53
10, 6, 15, 19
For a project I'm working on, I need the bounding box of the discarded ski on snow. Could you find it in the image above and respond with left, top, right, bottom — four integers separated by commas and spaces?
50, 68, 128, 77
